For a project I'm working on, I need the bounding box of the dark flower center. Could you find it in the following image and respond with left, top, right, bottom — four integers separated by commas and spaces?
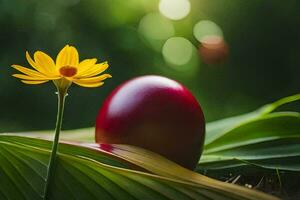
59, 66, 77, 77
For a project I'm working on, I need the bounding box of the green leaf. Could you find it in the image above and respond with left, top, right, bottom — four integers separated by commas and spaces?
205, 93, 300, 146
15, 94, 300, 173
11, 127, 95, 143
199, 112, 300, 171
198, 94, 300, 173
0, 135, 278, 200
7, 94, 299, 199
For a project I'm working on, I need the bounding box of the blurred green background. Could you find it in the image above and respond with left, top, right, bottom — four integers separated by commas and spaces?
0, 0, 299, 132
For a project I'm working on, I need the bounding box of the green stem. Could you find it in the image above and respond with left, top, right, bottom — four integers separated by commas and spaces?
43, 88, 67, 199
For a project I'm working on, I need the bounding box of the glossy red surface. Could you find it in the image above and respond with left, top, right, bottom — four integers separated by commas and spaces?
95, 75, 205, 169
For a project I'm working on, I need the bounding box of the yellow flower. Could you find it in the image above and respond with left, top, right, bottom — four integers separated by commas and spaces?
11, 45, 112, 88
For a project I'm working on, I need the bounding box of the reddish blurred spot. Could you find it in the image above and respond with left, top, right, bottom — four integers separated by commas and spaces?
59, 66, 77, 77
199, 36, 229, 64
100, 143, 114, 152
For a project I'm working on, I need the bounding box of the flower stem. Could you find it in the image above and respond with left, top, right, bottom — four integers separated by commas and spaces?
43, 88, 67, 199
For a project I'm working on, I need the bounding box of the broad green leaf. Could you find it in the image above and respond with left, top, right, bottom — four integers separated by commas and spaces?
0, 135, 278, 200
6, 93, 299, 199
198, 111, 300, 172
204, 112, 300, 154
11, 94, 300, 174
205, 93, 300, 146
198, 94, 300, 173
11, 127, 95, 143
14, 94, 299, 146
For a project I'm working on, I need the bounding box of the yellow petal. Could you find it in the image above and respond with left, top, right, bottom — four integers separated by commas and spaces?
26, 51, 47, 74
76, 62, 109, 77
21, 80, 48, 84
73, 80, 104, 88
56, 45, 79, 68
75, 74, 112, 83
34, 51, 57, 75
11, 64, 46, 78
13, 74, 59, 81
78, 58, 97, 68
77, 58, 97, 74
56, 45, 69, 67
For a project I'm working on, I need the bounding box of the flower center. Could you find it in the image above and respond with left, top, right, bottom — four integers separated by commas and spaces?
59, 66, 77, 77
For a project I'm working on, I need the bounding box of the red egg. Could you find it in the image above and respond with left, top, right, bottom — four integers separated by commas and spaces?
95, 75, 205, 169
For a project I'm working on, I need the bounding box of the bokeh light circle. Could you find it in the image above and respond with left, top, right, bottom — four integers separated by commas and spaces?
139, 13, 174, 41
162, 37, 194, 67
193, 20, 223, 43
159, 0, 191, 20
138, 13, 175, 51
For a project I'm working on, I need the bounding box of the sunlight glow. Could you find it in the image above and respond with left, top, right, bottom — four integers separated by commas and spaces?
163, 37, 193, 66
138, 13, 175, 51
193, 20, 223, 43
159, 0, 191, 20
